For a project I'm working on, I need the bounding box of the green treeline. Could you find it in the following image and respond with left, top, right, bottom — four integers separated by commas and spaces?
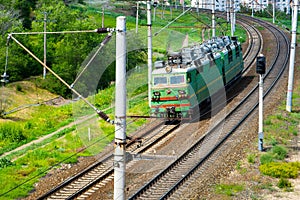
0, 0, 147, 97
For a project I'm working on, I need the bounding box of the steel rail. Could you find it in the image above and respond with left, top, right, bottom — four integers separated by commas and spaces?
38, 12, 265, 200
37, 120, 181, 199
128, 15, 290, 200
161, 16, 290, 199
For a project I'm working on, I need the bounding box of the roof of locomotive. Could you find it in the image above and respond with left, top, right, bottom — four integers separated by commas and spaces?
153, 36, 241, 74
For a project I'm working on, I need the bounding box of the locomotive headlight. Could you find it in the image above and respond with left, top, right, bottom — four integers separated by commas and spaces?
153, 91, 161, 96
165, 66, 172, 73
178, 90, 188, 99
178, 90, 186, 95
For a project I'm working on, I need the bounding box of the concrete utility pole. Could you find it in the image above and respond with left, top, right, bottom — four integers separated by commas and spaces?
286, 0, 299, 112
36, 11, 55, 79
273, 0, 276, 24
147, 1, 153, 107
258, 71, 264, 151
227, 0, 230, 22
252, 0, 254, 17
114, 16, 127, 200
102, 7, 105, 28
230, 0, 235, 36
96, 8, 105, 28
136, 1, 139, 33
43, 12, 48, 79
256, 54, 266, 151
212, 0, 216, 37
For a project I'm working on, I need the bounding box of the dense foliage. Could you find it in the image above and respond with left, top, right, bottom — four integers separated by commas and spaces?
0, 0, 146, 97
259, 162, 300, 179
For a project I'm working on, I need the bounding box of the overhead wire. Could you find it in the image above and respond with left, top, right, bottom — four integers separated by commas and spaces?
10, 29, 99, 35
0, 116, 142, 197
8, 34, 114, 124
71, 31, 114, 88
153, 7, 193, 36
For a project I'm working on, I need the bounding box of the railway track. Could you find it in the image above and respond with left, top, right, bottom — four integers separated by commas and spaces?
37, 13, 285, 200
127, 15, 290, 199
37, 119, 180, 200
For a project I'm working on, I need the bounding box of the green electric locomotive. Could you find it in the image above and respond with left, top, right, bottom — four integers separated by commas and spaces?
151, 36, 244, 119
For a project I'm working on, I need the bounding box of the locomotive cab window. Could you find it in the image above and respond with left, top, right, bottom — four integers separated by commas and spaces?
170, 75, 185, 85
154, 76, 167, 85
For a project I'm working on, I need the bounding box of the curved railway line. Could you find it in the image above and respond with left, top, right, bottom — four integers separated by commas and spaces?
34, 13, 289, 200
128, 15, 290, 200
37, 120, 180, 200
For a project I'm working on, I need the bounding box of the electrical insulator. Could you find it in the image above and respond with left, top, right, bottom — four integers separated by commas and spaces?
256, 55, 266, 74
153, 1, 158, 7
1, 73, 9, 85
95, 28, 114, 33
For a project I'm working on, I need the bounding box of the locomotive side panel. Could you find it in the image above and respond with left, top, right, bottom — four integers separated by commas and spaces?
224, 44, 244, 85
150, 36, 244, 119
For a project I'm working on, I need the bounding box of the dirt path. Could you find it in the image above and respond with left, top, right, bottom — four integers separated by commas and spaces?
0, 113, 95, 160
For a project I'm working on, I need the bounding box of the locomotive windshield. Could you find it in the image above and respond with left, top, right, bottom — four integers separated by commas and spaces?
170, 75, 185, 85
153, 76, 167, 85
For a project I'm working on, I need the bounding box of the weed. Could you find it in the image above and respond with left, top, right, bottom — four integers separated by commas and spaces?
215, 184, 244, 196
250, 193, 259, 200
260, 153, 274, 165
247, 154, 256, 164
259, 162, 299, 178
292, 129, 298, 136
275, 114, 284, 120
258, 183, 276, 192
271, 145, 287, 160
0, 158, 15, 169
0, 122, 26, 143
16, 84, 23, 92
277, 178, 292, 189
268, 136, 278, 146
236, 161, 241, 170
264, 119, 272, 125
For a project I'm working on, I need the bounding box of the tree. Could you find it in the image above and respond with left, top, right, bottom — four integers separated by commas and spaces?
14, 0, 37, 29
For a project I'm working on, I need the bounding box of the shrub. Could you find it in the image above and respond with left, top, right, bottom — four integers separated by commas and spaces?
16, 84, 23, 92
269, 137, 278, 146
259, 162, 299, 178
0, 122, 26, 143
277, 178, 292, 189
247, 154, 256, 164
291, 161, 300, 169
271, 145, 287, 160
260, 153, 274, 165
0, 158, 15, 168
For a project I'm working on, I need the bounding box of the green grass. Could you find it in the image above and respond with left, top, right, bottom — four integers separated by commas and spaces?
0, 80, 150, 200
264, 103, 300, 145
215, 183, 245, 196
247, 153, 256, 164
0, 104, 73, 155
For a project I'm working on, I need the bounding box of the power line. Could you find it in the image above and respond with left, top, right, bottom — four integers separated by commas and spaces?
8, 33, 114, 124
10, 29, 99, 35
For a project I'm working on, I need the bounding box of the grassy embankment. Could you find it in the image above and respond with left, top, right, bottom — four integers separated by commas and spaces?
214, 78, 300, 198
213, 16, 300, 198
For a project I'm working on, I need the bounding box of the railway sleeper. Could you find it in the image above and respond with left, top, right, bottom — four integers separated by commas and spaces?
49, 195, 70, 200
